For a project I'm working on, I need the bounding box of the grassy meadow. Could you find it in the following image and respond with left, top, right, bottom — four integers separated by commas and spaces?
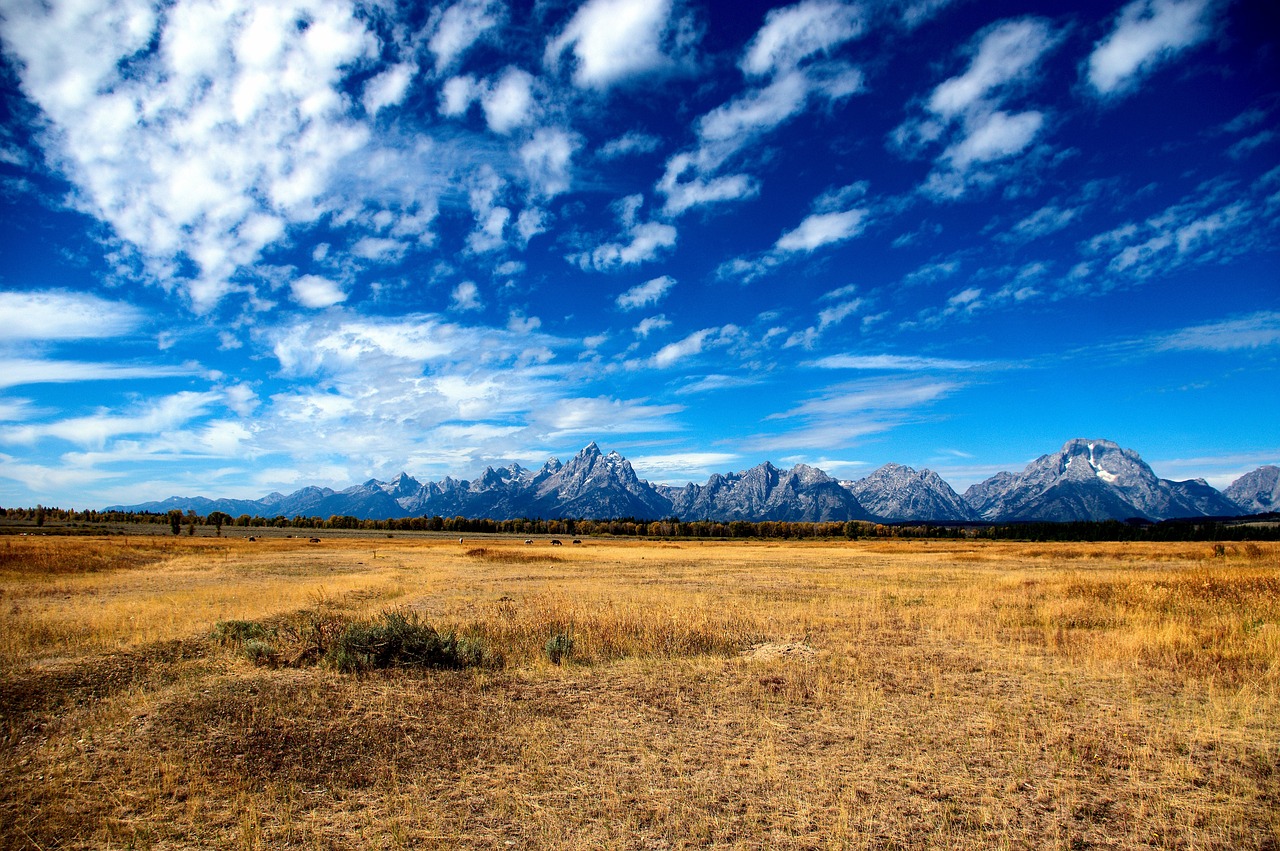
1, 533, 1277, 849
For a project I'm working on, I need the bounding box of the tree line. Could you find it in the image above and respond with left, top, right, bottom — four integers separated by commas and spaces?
2, 505, 1277, 541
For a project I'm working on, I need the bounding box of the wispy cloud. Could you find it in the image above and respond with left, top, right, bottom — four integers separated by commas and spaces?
0, 291, 145, 340
808, 354, 994, 371
893, 17, 1059, 199
1151, 311, 1280, 352
0, 359, 200, 389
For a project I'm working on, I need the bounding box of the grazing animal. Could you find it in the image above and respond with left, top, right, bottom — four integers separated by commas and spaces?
572, 539, 582, 545
459, 537, 465, 543
525, 539, 533, 544
550, 539, 562, 546
248, 536, 256, 542
309, 537, 320, 543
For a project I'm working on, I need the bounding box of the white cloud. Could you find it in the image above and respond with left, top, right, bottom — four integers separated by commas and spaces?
0, 359, 198, 389
658, 156, 759, 216
698, 72, 811, 144
481, 67, 537, 134
290, 274, 348, 308
1087, 0, 1212, 97
545, 0, 686, 90
351, 237, 407, 262
451, 281, 482, 311
1011, 204, 1079, 239
634, 315, 672, 338
740, 0, 863, 77
656, 4, 865, 218
598, 131, 662, 160
575, 196, 678, 270
809, 354, 992, 371
585, 222, 677, 269
363, 62, 415, 115
652, 328, 715, 368
775, 208, 868, 252
817, 298, 863, 329
0, 0, 389, 311
429, 0, 504, 73
943, 109, 1044, 170
628, 451, 742, 484
895, 17, 1058, 199
1, 391, 220, 448
1153, 311, 1280, 352
927, 19, 1057, 118
439, 75, 480, 115
520, 128, 580, 199
617, 275, 676, 310
0, 291, 145, 340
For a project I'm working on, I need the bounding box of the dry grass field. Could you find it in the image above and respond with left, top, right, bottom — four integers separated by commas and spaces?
1, 533, 1276, 849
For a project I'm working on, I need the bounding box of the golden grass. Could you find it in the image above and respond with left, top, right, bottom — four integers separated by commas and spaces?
1, 536, 1276, 849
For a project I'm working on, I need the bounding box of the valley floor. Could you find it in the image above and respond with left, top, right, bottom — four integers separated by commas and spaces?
1, 536, 1277, 849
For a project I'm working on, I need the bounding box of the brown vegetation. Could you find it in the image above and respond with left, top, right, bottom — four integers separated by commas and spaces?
1, 536, 1277, 848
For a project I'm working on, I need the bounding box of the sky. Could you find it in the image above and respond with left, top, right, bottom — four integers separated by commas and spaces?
0, 0, 1277, 510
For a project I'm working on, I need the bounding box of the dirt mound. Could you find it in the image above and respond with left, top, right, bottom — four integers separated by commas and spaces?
740, 641, 816, 661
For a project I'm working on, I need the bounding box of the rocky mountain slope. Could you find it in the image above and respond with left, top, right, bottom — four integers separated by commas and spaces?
1224, 465, 1280, 514
657, 462, 871, 522
843, 463, 975, 522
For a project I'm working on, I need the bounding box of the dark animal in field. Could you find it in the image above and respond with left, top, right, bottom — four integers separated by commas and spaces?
525, 539, 533, 544
572, 539, 582, 544
309, 537, 320, 543
550, 539, 562, 546
248, 536, 256, 541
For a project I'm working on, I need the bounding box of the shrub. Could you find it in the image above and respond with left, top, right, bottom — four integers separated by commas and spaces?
212, 619, 273, 646
242, 639, 279, 666
325, 609, 473, 673
544, 631, 574, 665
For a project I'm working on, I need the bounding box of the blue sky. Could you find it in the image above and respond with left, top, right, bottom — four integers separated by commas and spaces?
1, 0, 1277, 509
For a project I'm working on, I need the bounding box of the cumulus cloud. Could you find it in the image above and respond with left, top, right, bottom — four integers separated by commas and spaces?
451, 281, 482, 311
363, 63, 415, 115
1086, 0, 1213, 97
520, 128, 580, 198
545, 0, 692, 90
290, 274, 348, 308
0, 291, 145, 340
574, 195, 677, 270
481, 67, 538, 134
616, 275, 676, 310
775, 209, 868, 252
0, 0, 396, 311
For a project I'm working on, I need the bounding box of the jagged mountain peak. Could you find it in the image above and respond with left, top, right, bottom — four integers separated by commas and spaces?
846, 463, 974, 522
964, 437, 1241, 522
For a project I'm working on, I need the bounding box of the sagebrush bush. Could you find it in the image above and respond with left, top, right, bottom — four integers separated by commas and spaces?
212, 619, 273, 646
544, 631, 574, 664
326, 610, 476, 673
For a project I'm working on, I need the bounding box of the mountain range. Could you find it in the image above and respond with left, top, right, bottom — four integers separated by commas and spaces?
107, 439, 1276, 524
